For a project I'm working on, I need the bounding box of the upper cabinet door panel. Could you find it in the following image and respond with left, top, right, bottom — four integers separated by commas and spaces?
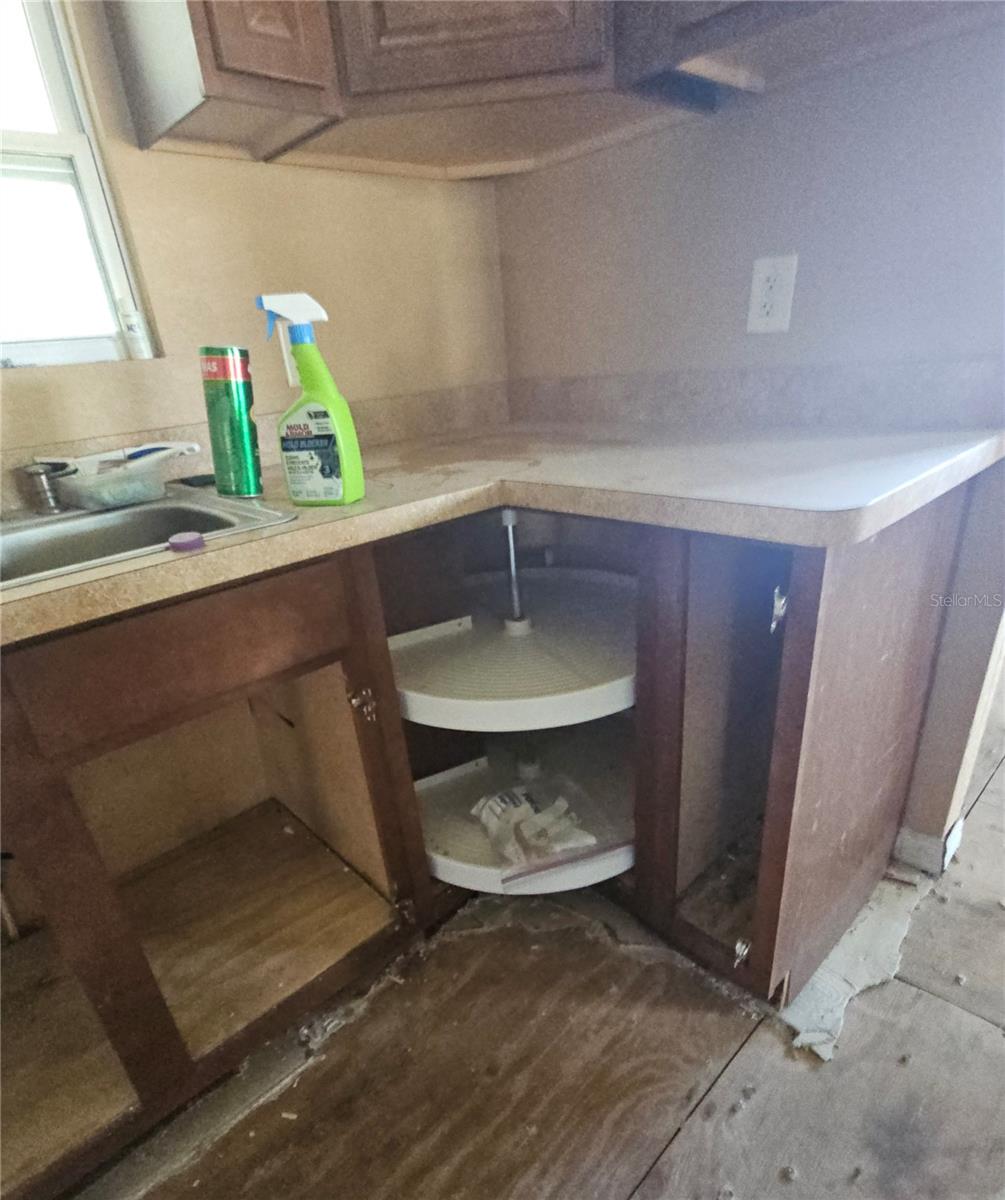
201, 1, 335, 87
336, 1, 608, 95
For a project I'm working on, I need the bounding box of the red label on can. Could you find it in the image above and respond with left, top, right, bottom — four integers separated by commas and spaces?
201, 355, 250, 382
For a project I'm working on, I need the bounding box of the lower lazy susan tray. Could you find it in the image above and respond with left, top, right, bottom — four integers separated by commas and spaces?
389, 568, 637, 733
415, 718, 634, 895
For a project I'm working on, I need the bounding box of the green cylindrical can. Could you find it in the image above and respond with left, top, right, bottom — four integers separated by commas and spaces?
199, 346, 263, 497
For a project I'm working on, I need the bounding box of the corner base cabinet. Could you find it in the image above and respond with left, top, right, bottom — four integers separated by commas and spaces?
371, 481, 983, 1009
1, 473, 992, 1198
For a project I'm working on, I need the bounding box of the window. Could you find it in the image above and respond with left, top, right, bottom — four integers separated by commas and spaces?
0, 0, 152, 367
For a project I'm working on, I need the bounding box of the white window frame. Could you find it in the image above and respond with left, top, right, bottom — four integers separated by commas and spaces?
0, 1, 153, 368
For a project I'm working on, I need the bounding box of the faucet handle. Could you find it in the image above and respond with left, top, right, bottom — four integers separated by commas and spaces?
18, 463, 68, 515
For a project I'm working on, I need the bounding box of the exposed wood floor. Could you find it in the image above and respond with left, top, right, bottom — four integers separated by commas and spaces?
122, 799, 395, 1057
135, 897, 760, 1200
1, 935, 137, 1196
80, 764, 1004, 1200
899, 776, 1005, 1027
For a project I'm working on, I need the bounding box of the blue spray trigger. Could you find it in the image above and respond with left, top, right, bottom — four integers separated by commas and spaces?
254, 296, 277, 339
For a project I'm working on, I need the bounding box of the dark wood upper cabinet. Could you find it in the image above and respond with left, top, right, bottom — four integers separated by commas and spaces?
196, 1, 338, 89
107, 0, 344, 159
108, 0, 990, 171
333, 1, 607, 96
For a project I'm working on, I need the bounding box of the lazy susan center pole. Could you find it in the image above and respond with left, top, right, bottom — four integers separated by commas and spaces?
502, 508, 532, 635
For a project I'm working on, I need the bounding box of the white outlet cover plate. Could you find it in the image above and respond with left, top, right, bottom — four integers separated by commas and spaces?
747, 253, 798, 333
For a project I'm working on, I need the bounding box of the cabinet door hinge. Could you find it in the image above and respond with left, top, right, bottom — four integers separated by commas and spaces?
347, 685, 378, 722
734, 937, 751, 968
770, 586, 788, 634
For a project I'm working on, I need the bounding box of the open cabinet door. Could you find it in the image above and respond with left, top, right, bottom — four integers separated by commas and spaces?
631, 487, 966, 1005
638, 487, 969, 1003
751, 488, 966, 1003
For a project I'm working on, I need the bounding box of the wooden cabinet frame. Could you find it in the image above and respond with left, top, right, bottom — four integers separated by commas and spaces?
0, 480, 988, 1195
0, 547, 426, 1200
106, 0, 344, 160
631, 483, 968, 1003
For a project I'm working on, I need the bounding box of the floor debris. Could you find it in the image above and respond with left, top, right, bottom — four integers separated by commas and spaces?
73, 858, 1002, 1200
77, 893, 759, 1200
636, 979, 1004, 1200
439, 892, 768, 1017
898, 780, 1005, 1026
133, 893, 758, 1200
74, 941, 428, 1200
778, 867, 934, 1060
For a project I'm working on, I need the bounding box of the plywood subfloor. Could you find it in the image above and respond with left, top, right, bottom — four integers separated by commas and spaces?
636, 977, 1005, 1200
77, 857, 1004, 1200
123, 800, 395, 1057
898, 782, 1005, 1027
139, 897, 757, 1200
1, 933, 137, 1196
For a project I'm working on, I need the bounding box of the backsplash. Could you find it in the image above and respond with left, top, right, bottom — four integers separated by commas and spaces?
0, 380, 509, 512
5, 358, 1000, 511
509, 357, 1004, 437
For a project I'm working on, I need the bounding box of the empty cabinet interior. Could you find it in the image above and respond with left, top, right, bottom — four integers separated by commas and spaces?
672, 534, 791, 962
0, 550, 420, 1195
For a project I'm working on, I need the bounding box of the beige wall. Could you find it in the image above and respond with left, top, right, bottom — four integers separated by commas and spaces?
5, 12, 1000, 457
497, 24, 1004, 386
0, 2, 506, 455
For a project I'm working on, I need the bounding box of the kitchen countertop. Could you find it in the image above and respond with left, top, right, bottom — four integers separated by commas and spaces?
2, 424, 1002, 648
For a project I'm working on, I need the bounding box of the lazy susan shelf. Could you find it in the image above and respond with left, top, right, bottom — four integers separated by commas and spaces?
389, 568, 637, 733
416, 718, 634, 895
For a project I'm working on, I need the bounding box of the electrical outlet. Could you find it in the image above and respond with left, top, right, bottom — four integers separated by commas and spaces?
747, 254, 798, 333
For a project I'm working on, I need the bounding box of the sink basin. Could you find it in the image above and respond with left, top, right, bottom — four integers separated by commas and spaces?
0, 486, 295, 589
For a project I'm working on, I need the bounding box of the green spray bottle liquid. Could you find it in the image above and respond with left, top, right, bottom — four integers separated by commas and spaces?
256, 293, 364, 506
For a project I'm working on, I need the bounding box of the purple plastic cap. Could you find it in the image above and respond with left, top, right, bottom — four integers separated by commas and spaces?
168, 531, 206, 553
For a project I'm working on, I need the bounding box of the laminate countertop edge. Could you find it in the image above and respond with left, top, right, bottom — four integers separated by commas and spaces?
496, 431, 1004, 545
2, 427, 1002, 648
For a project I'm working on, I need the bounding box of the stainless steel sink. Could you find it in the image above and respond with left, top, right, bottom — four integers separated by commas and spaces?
0, 485, 295, 589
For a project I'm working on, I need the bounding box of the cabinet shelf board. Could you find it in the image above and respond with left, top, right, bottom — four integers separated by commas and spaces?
1, 934, 138, 1196
390, 569, 637, 732
121, 800, 396, 1060
417, 717, 635, 895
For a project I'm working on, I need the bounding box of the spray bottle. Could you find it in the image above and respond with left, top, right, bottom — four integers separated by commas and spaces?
256, 293, 364, 506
